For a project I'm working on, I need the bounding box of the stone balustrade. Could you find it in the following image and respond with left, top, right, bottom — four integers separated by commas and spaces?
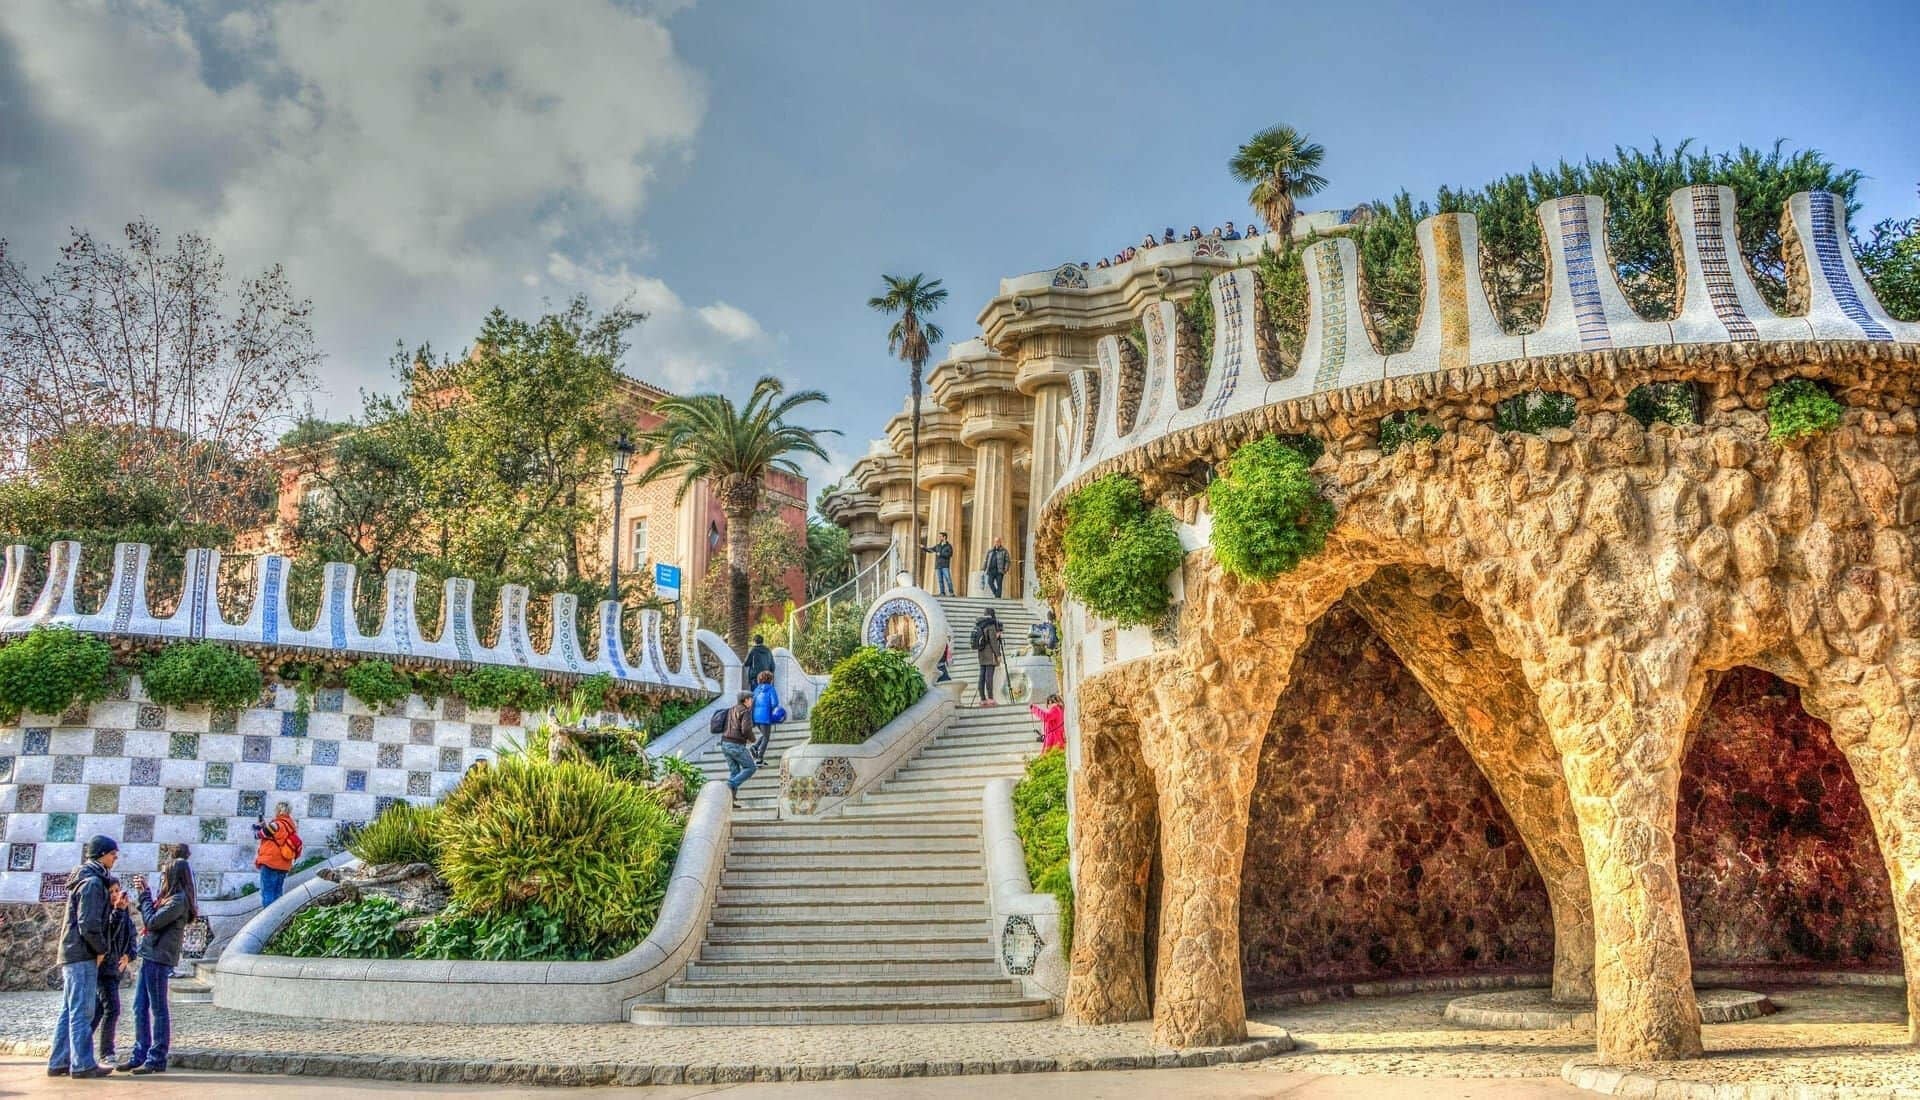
0, 540, 726, 693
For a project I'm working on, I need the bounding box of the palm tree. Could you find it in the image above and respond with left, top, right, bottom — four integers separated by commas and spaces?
867, 274, 947, 562
1229, 125, 1330, 242
629, 376, 836, 654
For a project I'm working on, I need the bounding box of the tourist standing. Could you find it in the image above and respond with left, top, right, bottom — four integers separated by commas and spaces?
251, 802, 302, 907
91, 879, 136, 1066
983, 537, 1012, 599
1030, 694, 1066, 752
971, 609, 1004, 706
720, 692, 758, 797
47, 835, 118, 1078
1028, 609, 1060, 656
750, 670, 785, 766
124, 859, 195, 1074
744, 635, 776, 687
920, 533, 956, 596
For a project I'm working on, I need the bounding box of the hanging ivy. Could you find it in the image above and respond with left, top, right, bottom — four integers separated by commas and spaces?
1207, 437, 1335, 581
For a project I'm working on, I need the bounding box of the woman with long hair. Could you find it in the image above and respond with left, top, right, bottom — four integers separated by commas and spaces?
122, 859, 196, 1074
1029, 693, 1066, 753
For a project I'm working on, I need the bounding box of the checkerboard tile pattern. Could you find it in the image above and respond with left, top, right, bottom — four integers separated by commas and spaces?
0, 692, 526, 901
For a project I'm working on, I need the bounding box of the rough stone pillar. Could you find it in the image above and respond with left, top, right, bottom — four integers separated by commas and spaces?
1799, 655, 1920, 1043
1131, 553, 1367, 1047
1346, 568, 1596, 1001
1064, 673, 1156, 1024
924, 480, 966, 589
904, 404, 970, 593
1534, 666, 1706, 1062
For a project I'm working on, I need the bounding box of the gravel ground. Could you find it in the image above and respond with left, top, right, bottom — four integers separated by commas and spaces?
4, 982, 1914, 1091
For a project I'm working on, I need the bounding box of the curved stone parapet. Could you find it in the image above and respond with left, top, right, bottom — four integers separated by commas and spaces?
983, 777, 1066, 1003
212, 778, 732, 1023
0, 541, 712, 694
1042, 188, 1918, 519
859, 585, 951, 684
777, 688, 954, 819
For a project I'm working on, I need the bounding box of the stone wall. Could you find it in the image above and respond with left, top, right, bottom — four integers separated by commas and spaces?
0, 681, 527, 905
1678, 667, 1900, 970
1238, 606, 1557, 997
0, 902, 61, 991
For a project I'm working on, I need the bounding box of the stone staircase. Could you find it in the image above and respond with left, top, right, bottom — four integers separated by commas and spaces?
635, 595, 1050, 1025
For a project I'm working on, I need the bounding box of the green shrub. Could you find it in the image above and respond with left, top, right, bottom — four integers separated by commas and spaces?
654, 753, 708, 796
1182, 276, 1216, 366
451, 665, 551, 712
1626, 381, 1700, 428
1061, 475, 1185, 627
1256, 244, 1310, 373
1767, 379, 1842, 443
570, 672, 615, 713
409, 668, 453, 702
348, 801, 441, 867
810, 645, 926, 745
1012, 748, 1073, 954
1207, 437, 1335, 583
434, 757, 682, 949
141, 642, 262, 710
343, 659, 411, 709
1379, 411, 1444, 455
0, 627, 112, 722
266, 896, 409, 959
407, 901, 596, 962
794, 614, 862, 672
749, 618, 789, 651
578, 727, 653, 784
1493, 391, 1578, 434
621, 695, 707, 737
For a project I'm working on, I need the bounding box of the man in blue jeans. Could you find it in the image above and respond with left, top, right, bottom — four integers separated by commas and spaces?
48, 835, 118, 1078
919, 533, 955, 596
719, 692, 758, 797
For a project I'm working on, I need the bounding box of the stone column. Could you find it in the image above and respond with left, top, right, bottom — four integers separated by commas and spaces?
1014, 336, 1089, 599
1534, 665, 1706, 1062
1346, 567, 1595, 1001
1132, 553, 1368, 1048
965, 438, 1017, 596
932, 344, 1029, 599
1064, 672, 1156, 1025
857, 447, 918, 588
908, 405, 970, 593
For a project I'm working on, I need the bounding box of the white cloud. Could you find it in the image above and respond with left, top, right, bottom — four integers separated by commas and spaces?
0, 0, 737, 412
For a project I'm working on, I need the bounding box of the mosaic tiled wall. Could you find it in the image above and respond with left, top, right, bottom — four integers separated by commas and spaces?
0, 680, 526, 903
1239, 606, 1556, 996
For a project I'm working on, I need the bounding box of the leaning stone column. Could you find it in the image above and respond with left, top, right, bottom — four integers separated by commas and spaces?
1064, 671, 1156, 1024
1347, 568, 1595, 1001
1535, 667, 1706, 1062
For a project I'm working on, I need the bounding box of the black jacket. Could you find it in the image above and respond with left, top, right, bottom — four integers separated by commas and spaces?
922, 540, 954, 567
100, 907, 137, 976
137, 886, 193, 968
744, 644, 775, 681
58, 861, 112, 964
984, 546, 1011, 576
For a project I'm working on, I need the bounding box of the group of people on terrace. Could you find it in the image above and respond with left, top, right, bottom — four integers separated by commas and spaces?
1087, 221, 1262, 269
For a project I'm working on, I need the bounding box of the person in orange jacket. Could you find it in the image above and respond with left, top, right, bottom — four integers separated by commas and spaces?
251, 802, 303, 907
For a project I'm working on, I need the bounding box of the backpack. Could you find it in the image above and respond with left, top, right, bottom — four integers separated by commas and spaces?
709, 708, 730, 735
970, 620, 988, 649
281, 830, 304, 862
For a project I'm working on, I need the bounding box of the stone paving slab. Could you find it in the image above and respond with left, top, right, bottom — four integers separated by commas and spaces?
0, 991, 1287, 1087
1445, 987, 1774, 1030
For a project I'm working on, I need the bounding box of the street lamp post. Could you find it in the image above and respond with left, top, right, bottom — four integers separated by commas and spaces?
609, 431, 636, 603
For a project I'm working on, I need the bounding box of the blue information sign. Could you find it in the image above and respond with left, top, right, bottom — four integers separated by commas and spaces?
654, 562, 681, 600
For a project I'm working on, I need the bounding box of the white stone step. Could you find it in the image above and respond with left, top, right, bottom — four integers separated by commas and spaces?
699, 934, 989, 959
703, 917, 990, 944
725, 840, 978, 861
717, 882, 983, 905
727, 852, 981, 873
721, 866, 983, 889
665, 976, 1027, 1005
684, 956, 1004, 981
631, 997, 1053, 1026
844, 794, 982, 814
712, 900, 988, 922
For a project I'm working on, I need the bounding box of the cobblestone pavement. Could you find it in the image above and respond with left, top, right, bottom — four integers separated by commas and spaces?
4, 982, 1914, 1092
1243, 984, 1919, 1091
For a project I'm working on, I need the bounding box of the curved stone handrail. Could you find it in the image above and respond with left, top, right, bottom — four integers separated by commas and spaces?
778, 688, 954, 819
211, 779, 732, 1023
1047, 188, 1919, 517
0, 541, 723, 694
983, 777, 1066, 1002
197, 851, 359, 960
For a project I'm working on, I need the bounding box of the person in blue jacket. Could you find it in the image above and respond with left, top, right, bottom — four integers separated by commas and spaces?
750, 670, 784, 766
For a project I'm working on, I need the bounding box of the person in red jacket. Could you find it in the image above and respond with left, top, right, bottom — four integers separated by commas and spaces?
251, 803, 302, 907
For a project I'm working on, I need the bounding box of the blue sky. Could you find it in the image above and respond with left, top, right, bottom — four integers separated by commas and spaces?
4, 0, 1916, 491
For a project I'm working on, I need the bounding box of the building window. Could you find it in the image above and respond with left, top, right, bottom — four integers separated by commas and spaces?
628, 517, 648, 565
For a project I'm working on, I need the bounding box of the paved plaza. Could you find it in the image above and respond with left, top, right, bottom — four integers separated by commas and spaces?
5, 982, 1916, 1094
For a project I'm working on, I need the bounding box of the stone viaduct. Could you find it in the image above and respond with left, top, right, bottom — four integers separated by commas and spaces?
827, 187, 1920, 1064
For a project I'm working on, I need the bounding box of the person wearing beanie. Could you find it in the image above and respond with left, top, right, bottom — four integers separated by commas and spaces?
48, 835, 118, 1078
